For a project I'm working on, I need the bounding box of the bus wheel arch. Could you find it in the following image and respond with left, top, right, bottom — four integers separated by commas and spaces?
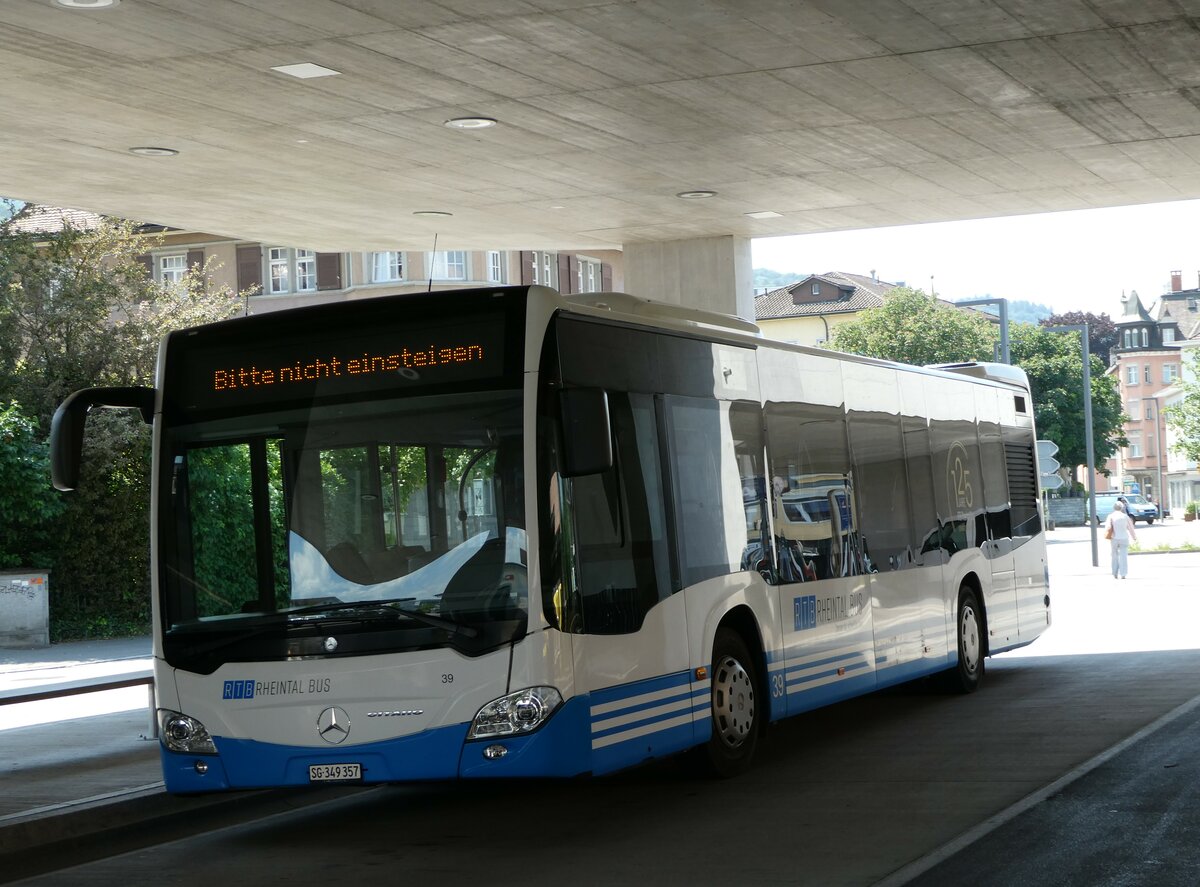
946, 576, 986, 693
697, 608, 766, 777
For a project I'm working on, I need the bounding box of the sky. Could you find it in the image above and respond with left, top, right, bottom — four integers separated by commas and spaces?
751, 198, 1200, 317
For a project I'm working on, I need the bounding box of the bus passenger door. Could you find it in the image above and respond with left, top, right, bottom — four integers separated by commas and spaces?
559, 392, 689, 775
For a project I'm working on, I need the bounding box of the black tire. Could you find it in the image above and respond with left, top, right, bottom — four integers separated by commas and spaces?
699, 627, 761, 777
1146, 518, 1155, 525
945, 585, 985, 694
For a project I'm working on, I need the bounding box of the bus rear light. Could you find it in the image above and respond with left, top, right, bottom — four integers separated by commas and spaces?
468, 686, 562, 740
160, 710, 217, 755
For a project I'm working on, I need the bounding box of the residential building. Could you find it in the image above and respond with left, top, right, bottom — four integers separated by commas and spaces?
6, 205, 622, 316
1105, 282, 1191, 503
754, 272, 898, 346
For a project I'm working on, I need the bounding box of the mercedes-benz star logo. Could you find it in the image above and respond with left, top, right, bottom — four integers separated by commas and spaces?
317, 706, 351, 744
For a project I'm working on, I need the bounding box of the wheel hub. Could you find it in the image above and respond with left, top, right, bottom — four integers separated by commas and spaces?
713, 655, 755, 749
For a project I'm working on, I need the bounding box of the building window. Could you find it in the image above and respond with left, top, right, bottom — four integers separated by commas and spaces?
267, 247, 318, 294
1123, 329, 1133, 348
1164, 363, 1180, 384
577, 257, 602, 293
1144, 364, 1152, 383
297, 250, 316, 291
371, 252, 405, 282
1127, 399, 1141, 420
1126, 364, 1139, 385
1127, 432, 1142, 458
1164, 327, 1176, 343
428, 250, 467, 281
812, 282, 820, 295
1141, 328, 1149, 347
530, 251, 556, 288
487, 251, 504, 283
159, 254, 187, 285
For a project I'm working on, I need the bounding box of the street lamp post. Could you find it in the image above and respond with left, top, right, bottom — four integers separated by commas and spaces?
955, 297, 1010, 364
1046, 323, 1099, 567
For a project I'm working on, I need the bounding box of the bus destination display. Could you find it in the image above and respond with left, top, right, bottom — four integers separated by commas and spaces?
172, 315, 507, 413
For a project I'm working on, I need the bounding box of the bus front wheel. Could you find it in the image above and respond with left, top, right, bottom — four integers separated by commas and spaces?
946, 585, 984, 694
699, 627, 761, 777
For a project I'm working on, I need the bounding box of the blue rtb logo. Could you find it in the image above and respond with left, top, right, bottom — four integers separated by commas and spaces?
794, 595, 817, 631
223, 679, 255, 700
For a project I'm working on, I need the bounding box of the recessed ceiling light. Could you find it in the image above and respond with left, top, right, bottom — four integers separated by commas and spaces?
51, 0, 119, 8
676, 189, 718, 199
271, 63, 341, 79
745, 210, 783, 219
444, 117, 498, 130
412, 211, 453, 218
128, 146, 178, 156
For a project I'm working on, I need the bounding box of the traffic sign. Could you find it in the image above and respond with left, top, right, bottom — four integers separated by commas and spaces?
1039, 473, 1065, 490
1036, 439, 1060, 475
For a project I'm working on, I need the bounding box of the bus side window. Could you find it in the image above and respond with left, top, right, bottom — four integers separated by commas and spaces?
765, 402, 861, 583
569, 392, 669, 634
848, 411, 912, 572
662, 396, 763, 588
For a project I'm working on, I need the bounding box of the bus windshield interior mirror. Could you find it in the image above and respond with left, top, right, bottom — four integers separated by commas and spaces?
50, 386, 155, 491
559, 388, 612, 477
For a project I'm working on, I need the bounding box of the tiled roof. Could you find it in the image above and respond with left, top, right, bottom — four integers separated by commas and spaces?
755, 271, 897, 319
5, 204, 105, 235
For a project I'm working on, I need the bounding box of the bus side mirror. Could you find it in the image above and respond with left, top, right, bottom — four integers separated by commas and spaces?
51, 386, 156, 491
559, 388, 612, 478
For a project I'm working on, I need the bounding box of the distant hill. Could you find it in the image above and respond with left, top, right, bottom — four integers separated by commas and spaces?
754, 267, 803, 291
953, 296, 1052, 325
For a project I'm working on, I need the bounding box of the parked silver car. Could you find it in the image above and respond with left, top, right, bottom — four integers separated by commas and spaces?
1089, 491, 1159, 525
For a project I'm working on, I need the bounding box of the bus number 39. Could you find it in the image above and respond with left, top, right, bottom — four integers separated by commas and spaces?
441, 674, 454, 683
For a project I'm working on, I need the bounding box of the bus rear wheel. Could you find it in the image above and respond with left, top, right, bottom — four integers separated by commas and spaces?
699, 628, 761, 777
946, 585, 984, 694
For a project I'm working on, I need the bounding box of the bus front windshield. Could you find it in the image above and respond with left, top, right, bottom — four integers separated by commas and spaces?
160, 391, 527, 662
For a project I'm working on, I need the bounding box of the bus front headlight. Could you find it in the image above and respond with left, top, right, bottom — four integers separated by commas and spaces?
468, 687, 562, 739
159, 710, 217, 754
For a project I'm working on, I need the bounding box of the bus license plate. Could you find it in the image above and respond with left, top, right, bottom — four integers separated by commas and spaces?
309, 763, 362, 782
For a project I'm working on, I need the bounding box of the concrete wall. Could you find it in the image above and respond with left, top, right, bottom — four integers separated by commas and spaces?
0, 572, 49, 648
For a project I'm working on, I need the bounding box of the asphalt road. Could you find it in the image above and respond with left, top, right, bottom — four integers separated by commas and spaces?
10, 529, 1200, 887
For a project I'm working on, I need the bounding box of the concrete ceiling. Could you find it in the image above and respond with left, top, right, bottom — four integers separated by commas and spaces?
4, 0, 1200, 253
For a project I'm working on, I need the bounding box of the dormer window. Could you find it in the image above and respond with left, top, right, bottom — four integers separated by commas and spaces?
1141, 327, 1149, 347
1164, 327, 1176, 343
1123, 329, 1133, 348
812, 282, 820, 295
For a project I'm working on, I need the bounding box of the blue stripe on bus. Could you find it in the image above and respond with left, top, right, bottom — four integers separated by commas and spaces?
586, 669, 705, 775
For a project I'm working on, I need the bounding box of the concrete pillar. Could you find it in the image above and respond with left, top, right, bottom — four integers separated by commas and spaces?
622, 235, 755, 323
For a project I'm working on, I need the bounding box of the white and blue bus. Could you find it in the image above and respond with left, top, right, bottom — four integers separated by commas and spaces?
51, 284, 1050, 792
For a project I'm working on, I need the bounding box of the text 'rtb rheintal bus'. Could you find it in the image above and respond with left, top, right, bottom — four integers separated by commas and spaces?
51, 284, 1050, 792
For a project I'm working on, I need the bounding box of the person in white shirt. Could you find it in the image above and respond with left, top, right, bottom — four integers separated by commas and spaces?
1105, 500, 1138, 579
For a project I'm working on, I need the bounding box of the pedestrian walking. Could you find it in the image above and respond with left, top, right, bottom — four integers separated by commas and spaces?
1105, 500, 1137, 579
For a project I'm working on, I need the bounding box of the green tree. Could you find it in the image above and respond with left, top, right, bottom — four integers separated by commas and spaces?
0, 207, 247, 638
1164, 351, 1200, 463
828, 287, 997, 365
0, 401, 63, 569
1040, 311, 1119, 367
1009, 324, 1125, 482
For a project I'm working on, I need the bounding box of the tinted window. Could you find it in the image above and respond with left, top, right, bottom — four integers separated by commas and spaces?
848, 411, 911, 572
570, 392, 670, 633
765, 403, 863, 583
664, 397, 763, 587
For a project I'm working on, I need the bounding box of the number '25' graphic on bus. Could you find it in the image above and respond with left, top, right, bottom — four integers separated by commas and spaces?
947, 441, 974, 510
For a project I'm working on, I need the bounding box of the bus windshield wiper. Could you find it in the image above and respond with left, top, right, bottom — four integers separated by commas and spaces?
286, 600, 479, 638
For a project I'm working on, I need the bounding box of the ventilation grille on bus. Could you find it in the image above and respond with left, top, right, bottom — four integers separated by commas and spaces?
1004, 442, 1038, 505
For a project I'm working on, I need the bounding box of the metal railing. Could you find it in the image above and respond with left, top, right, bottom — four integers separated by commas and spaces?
0, 668, 157, 737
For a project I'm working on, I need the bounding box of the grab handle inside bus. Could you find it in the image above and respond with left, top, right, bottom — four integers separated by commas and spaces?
558, 388, 612, 477
51, 386, 156, 491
